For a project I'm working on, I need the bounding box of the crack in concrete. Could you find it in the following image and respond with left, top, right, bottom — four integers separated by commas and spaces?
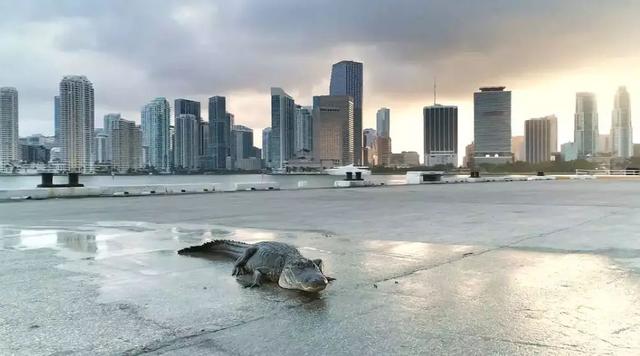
122, 316, 266, 356
371, 210, 622, 284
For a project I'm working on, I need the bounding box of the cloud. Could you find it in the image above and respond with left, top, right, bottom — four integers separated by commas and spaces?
1, 0, 639, 144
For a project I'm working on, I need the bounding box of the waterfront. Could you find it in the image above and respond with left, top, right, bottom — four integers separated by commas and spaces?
1, 180, 640, 355
0, 174, 408, 190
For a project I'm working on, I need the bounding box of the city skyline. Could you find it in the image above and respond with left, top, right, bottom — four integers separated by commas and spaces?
3, 1, 639, 161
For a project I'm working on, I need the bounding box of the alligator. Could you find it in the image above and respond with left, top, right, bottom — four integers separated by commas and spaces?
178, 240, 335, 292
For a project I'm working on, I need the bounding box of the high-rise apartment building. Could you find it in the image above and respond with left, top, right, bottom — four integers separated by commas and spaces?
111, 118, 143, 172
376, 107, 390, 138
294, 105, 313, 156
330, 60, 363, 164
54, 95, 60, 145
270, 88, 295, 169
312, 95, 354, 168
423, 104, 458, 167
231, 125, 254, 162
103, 113, 122, 163
174, 114, 199, 171
208, 96, 230, 169
141, 97, 171, 172
574, 92, 599, 158
59, 76, 94, 173
473, 86, 512, 165
524, 115, 557, 163
0, 87, 19, 168
94, 130, 108, 164
262, 127, 271, 163
611, 86, 632, 158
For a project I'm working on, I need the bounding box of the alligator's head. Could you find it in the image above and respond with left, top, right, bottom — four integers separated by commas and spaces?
279, 258, 329, 292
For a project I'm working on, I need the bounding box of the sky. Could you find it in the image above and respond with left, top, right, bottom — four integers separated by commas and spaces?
2, 0, 640, 160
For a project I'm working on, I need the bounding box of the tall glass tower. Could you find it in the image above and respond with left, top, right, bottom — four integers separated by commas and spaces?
142, 97, 171, 172
574, 92, 599, 158
611, 87, 632, 158
270, 87, 295, 169
330, 60, 363, 165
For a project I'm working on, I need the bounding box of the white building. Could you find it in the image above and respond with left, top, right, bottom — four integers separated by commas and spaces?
0, 87, 19, 169
610, 86, 632, 158
60, 76, 94, 173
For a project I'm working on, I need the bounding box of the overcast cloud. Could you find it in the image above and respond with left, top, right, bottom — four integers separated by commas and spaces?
2, 0, 639, 152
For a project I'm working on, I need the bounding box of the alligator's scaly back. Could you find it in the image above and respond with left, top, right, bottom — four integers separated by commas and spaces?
177, 239, 250, 259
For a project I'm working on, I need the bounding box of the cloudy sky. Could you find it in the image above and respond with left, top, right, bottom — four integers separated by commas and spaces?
2, 0, 640, 158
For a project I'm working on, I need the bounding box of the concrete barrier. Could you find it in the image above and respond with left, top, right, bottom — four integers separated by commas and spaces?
334, 180, 373, 188
0, 183, 222, 201
233, 182, 280, 191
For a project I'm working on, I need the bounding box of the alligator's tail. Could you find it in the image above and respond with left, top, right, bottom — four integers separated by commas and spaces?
177, 240, 250, 259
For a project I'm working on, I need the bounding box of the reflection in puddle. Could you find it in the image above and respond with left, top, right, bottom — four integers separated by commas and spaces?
57, 232, 97, 253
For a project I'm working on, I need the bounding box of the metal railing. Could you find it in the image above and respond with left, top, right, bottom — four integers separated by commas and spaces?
575, 169, 640, 176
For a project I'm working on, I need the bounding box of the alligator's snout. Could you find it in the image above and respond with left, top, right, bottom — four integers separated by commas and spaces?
302, 275, 328, 292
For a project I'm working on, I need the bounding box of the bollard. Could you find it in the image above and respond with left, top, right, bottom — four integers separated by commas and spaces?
537, 171, 545, 177
68, 173, 84, 187
355, 172, 362, 180
346, 172, 353, 181
37, 173, 54, 188
470, 171, 480, 178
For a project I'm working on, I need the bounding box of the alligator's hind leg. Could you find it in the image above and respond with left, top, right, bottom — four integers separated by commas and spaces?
232, 246, 257, 276
236, 269, 264, 288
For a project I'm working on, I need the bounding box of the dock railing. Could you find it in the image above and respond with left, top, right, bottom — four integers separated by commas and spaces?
575, 169, 640, 176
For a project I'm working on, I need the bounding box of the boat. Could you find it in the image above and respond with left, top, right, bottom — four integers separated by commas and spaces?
324, 164, 372, 176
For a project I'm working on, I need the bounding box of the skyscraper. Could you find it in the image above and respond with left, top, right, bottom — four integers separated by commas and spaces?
59, 76, 94, 173
208, 96, 230, 169
362, 128, 377, 166
423, 104, 458, 167
54, 95, 60, 145
174, 99, 201, 120
0, 87, 19, 168
141, 97, 171, 172
473, 86, 512, 165
111, 118, 143, 172
330, 60, 363, 164
294, 105, 313, 156
94, 130, 108, 164
270, 87, 295, 169
174, 114, 199, 171
525, 115, 558, 163
376, 107, 390, 138
232, 125, 254, 160
103, 113, 122, 163
312, 95, 354, 168
262, 127, 271, 163
574, 92, 599, 158
611, 86, 632, 158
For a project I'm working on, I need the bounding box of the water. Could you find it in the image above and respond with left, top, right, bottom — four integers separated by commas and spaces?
0, 174, 408, 190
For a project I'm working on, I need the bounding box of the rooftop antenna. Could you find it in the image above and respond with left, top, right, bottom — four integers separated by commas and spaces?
433, 77, 437, 105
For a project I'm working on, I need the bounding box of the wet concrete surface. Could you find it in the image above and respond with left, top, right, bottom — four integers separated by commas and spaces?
1, 180, 640, 355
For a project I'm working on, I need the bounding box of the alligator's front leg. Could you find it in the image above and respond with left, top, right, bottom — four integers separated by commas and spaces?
232, 246, 257, 276
237, 269, 264, 288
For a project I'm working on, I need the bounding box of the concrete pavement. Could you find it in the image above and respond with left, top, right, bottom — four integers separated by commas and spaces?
1, 180, 640, 355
